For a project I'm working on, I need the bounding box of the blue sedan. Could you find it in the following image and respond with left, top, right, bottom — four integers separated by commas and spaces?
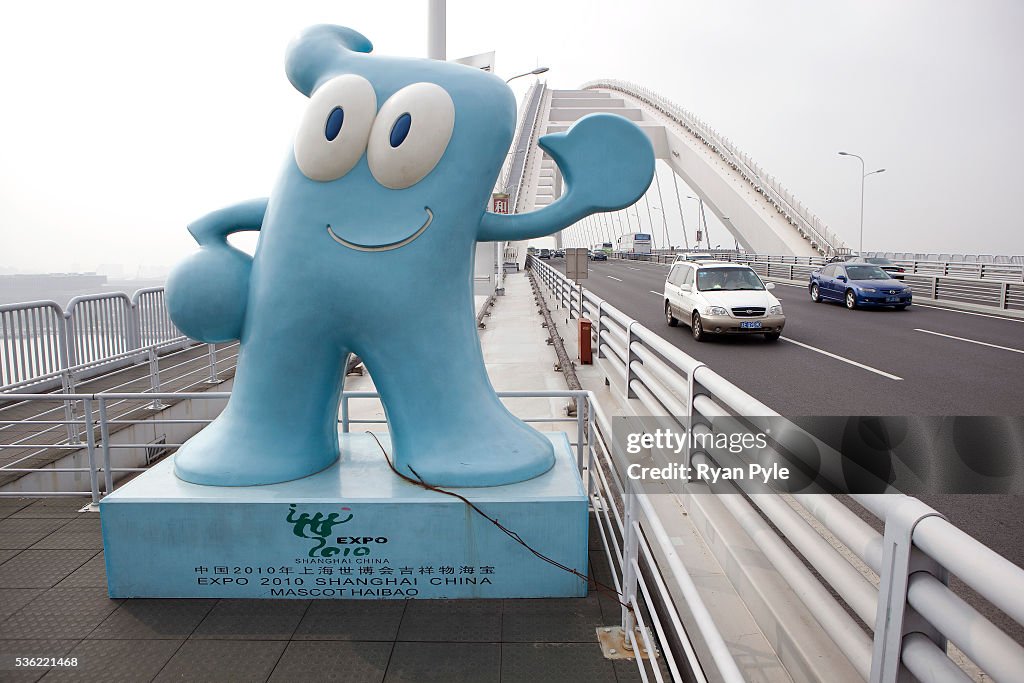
809, 262, 912, 310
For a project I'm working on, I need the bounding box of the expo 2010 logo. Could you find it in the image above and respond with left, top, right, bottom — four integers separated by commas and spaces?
286, 504, 354, 557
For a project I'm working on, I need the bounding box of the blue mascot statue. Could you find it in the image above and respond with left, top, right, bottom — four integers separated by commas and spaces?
166, 25, 655, 487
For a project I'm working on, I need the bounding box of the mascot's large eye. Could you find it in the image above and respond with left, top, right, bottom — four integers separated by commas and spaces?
367, 83, 454, 189
294, 74, 377, 181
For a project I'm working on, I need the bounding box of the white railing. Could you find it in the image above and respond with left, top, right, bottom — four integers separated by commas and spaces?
872, 258, 1023, 282
503, 245, 520, 269
531, 254, 1024, 683
65, 292, 135, 367
0, 287, 191, 392
0, 300, 67, 387
134, 287, 180, 346
582, 79, 849, 256
865, 251, 1024, 266
505, 81, 547, 213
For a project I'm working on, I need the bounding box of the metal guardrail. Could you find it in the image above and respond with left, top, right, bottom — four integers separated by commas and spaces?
611, 252, 1024, 312
637, 250, 1024, 283
0, 287, 193, 392
582, 80, 848, 256
531, 254, 1024, 683
864, 251, 1024, 266
879, 259, 1023, 282
0, 387, 735, 683
0, 300, 66, 388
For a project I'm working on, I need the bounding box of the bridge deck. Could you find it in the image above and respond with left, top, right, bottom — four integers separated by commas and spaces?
0, 500, 650, 683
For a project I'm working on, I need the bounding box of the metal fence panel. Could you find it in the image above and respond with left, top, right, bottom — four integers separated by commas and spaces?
65, 293, 134, 367
133, 287, 182, 347
1, 287, 191, 391
0, 301, 66, 387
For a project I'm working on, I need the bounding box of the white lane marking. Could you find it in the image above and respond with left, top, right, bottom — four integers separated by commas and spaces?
649, 290, 663, 296
627, 267, 642, 270
607, 276, 623, 281
780, 338, 904, 381
911, 302, 1024, 324
914, 329, 1024, 354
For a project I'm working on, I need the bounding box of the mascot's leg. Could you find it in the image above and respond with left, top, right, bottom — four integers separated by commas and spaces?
360, 313, 555, 488
172, 308, 349, 487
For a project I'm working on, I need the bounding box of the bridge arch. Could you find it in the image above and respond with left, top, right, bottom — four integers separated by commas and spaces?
507, 80, 849, 258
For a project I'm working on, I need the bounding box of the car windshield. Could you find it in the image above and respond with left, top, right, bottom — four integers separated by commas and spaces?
697, 267, 764, 291
865, 258, 893, 265
845, 265, 891, 280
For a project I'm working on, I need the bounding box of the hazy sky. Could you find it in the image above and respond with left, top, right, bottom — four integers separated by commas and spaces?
1, 0, 1021, 273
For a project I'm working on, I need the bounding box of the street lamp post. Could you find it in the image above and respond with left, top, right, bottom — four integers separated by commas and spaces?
838, 152, 885, 254
686, 195, 709, 249
506, 67, 550, 84
428, 0, 446, 60
650, 205, 670, 252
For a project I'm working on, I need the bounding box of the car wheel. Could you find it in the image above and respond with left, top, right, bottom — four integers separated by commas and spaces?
764, 332, 781, 342
692, 313, 706, 341
895, 304, 908, 310
845, 290, 857, 309
666, 301, 679, 327
810, 284, 821, 302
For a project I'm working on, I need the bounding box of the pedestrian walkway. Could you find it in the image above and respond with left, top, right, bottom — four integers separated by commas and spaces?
0, 271, 658, 682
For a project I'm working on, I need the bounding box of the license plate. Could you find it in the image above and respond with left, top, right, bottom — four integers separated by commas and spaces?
740, 321, 762, 329
886, 296, 899, 302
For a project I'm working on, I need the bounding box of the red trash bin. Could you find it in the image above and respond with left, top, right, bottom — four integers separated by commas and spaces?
579, 318, 593, 365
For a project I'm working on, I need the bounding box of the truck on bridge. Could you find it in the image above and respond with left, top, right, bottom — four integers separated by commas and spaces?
617, 232, 652, 255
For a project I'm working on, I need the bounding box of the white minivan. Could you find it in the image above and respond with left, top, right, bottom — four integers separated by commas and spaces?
664, 262, 785, 342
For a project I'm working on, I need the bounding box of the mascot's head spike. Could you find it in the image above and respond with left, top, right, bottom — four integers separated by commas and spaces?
286, 24, 373, 97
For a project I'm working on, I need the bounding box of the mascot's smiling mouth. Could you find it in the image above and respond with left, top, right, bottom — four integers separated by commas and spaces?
326, 207, 433, 252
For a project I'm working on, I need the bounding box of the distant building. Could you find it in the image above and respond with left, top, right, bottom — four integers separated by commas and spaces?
0, 273, 108, 306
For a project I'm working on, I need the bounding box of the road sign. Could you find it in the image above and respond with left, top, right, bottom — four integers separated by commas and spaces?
566, 248, 589, 280
492, 193, 510, 214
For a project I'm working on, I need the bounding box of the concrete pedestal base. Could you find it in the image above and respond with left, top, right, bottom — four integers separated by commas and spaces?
101, 432, 588, 599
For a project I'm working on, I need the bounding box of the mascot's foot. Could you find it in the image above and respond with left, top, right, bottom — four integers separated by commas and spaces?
173, 416, 339, 486
391, 420, 555, 488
